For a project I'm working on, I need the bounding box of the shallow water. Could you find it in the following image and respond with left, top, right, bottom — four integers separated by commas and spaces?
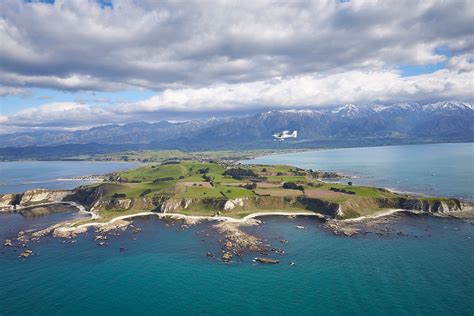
0, 215, 472, 315
0, 209, 88, 239
244, 143, 474, 200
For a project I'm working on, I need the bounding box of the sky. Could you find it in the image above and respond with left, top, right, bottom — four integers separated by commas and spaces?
0, 0, 473, 133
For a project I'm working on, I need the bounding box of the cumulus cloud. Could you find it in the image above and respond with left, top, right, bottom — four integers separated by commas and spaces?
0, 0, 473, 92
0, 0, 473, 132
2, 54, 473, 132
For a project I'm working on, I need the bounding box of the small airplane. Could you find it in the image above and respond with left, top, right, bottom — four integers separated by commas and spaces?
273, 130, 298, 141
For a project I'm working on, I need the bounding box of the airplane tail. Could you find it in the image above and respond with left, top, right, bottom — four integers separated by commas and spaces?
291, 130, 298, 138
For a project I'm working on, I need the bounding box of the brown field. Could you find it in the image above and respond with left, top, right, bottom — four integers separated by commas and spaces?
256, 188, 303, 197
176, 182, 213, 188
256, 182, 281, 188
220, 182, 248, 187
304, 189, 346, 198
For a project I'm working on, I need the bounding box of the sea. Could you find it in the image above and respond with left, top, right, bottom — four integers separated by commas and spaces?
0, 161, 139, 194
0, 143, 473, 315
244, 142, 474, 201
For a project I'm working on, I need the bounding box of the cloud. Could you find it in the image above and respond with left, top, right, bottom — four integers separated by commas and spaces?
0, 86, 30, 97
2, 54, 473, 132
0, 0, 473, 92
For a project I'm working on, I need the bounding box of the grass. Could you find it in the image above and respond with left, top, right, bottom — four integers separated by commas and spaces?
81, 159, 439, 220
218, 186, 255, 199
99, 181, 176, 198
311, 183, 396, 198
118, 164, 187, 182
266, 175, 307, 183
176, 186, 225, 198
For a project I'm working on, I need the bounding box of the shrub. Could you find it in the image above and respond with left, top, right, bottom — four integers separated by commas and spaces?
140, 189, 152, 196
244, 182, 257, 190
161, 161, 180, 165
223, 168, 258, 180
330, 187, 355, 195
112, 193, 126, 198
198, 168, 210, 174
282, 182, 304, 191
153, 177, 174, 183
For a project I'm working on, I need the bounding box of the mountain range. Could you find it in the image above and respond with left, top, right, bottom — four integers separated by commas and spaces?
1, 101, 473, 159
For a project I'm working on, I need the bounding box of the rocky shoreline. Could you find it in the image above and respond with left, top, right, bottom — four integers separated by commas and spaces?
3, 206, 474, 264
2, 184, 474, 264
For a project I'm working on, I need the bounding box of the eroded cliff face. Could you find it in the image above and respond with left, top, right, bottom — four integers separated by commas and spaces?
375, 197, 472, 213
0, 194, 18, 208
335, 197, 474, 219
19, 189, 71, 206
295, 197, 341, 217
0, 189, 72, 211
2, 185, 472, 220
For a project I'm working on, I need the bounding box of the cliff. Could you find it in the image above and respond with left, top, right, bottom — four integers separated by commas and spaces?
2, 185, 472, 221
0, 189, 72, 211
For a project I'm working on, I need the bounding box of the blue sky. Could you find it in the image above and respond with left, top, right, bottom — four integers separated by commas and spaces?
0, 0, 472, 132
1, 89, 156, 115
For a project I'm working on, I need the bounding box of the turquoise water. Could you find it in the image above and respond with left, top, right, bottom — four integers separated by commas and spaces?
0, 161, 139, 194
0, 216, 473, 315
0, 210, 88, 239
0, 144, 473, 315
244, 143, 474, 201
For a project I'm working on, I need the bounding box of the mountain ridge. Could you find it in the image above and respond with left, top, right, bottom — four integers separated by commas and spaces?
1, 101, 473, 153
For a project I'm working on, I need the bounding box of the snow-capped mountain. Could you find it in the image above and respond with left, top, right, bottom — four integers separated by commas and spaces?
0, 101, 472, 154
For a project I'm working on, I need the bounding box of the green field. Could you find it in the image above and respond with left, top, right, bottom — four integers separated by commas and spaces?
74, 159, 444, 221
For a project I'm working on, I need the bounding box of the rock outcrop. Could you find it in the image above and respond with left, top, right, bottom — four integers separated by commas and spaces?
19, 189, 71, 206
53, 226, 88, 238
255, 257, 280, 264
223, 198, 247, 211
0, 194, 19, 210
0, 189, 73, 212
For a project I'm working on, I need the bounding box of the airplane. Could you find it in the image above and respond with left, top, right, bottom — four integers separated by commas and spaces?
273, 130, 298, 141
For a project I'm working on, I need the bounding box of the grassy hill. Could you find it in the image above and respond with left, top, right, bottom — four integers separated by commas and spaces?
69, 159, 454, 221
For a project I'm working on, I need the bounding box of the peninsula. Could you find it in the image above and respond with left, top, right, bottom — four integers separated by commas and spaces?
1, 159, 472, 222
1, 158, 473, 262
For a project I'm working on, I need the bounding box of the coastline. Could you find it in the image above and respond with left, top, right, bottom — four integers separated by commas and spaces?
55, 210, 326, 233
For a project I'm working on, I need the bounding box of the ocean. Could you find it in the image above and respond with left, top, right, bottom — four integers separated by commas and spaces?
244, 142, 474, 201
0, 143, 473, 315
0, 161, 139, 194
0, 216, 472, 315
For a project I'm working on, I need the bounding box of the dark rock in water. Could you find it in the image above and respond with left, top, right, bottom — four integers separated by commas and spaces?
280, 239, 289, 244
222, 252, 232, 262
19, 249, 33, 258
255, 257, 280, 264
119, 247, 125, 252
206, 252, 214, 258
271, 248, 285, 254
